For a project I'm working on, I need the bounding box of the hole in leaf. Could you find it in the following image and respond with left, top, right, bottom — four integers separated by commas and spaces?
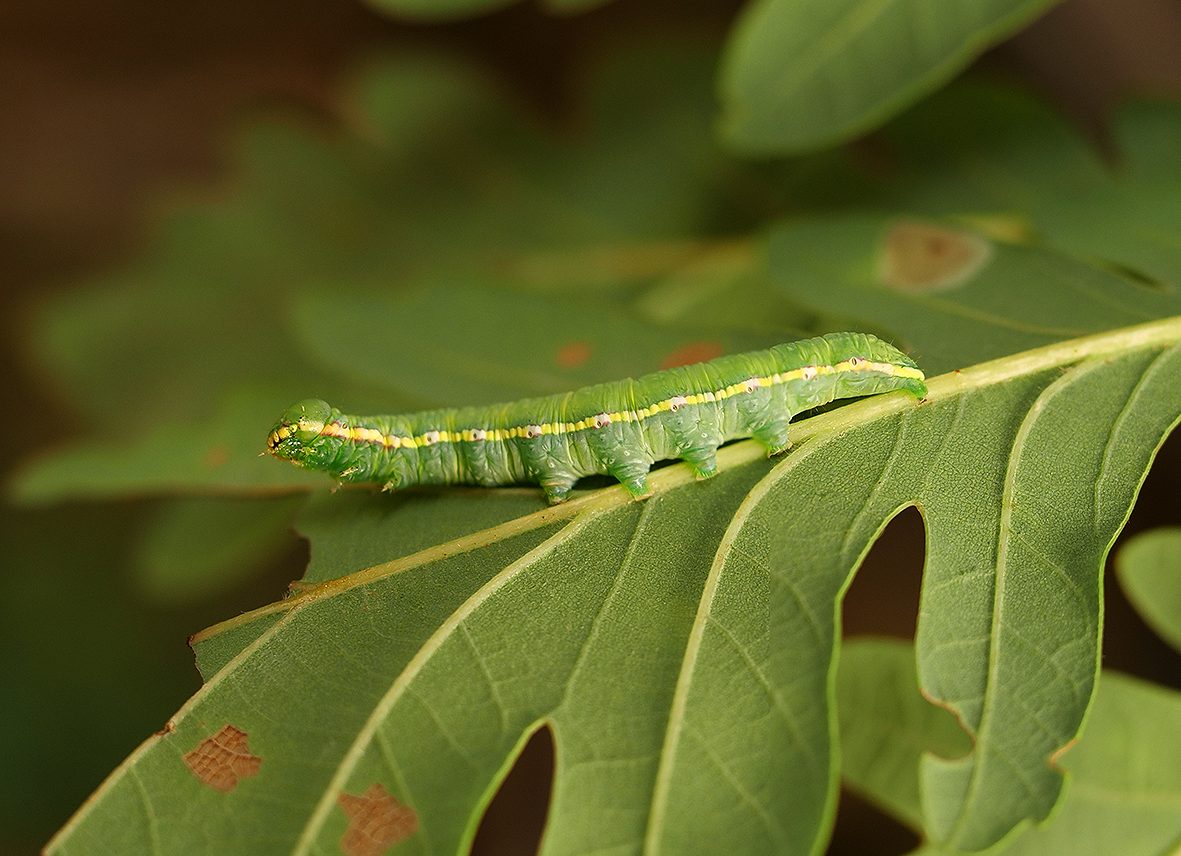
472, 723, 554, 856
1104, 425, 1181, 690
842, 506, 925, 640
826, 786, 919, 856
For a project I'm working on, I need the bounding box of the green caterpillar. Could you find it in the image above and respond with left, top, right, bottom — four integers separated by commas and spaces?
266, 332, 926, 504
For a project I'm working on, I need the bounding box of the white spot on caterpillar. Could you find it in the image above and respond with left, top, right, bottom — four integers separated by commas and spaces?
594, 413, 612, 428
525, 425, 542, 439
469, 429, 486, 442
669, 395, 687, 412
801, 365, 818, 380
743, 378, 759, 393
422, 430, 440, 445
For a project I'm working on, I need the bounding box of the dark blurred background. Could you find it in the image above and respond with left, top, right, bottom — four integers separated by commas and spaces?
2, 1, 1179, 853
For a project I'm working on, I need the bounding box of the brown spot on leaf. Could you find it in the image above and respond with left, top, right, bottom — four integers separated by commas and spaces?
555, 340, 592, 368
660, 340, 724, 369
183, 724, 262, 792
879, 221, 992, 293
204, 445, 230, 468
338, 783, 418, 856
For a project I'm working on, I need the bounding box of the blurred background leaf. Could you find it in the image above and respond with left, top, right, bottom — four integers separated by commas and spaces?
872, 89, 1181, 287
764, 213, 1181, 373
10, 43, 806, 505
132, 496, 306, 604
837, 639, 972, 832
1116, 527, 1181, 652
292, 285, 786, 405
355, 0, 1072, 155
719, 0, 1063, 153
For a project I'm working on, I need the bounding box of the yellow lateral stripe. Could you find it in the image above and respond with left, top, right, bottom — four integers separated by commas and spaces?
892, 365, 925, 380
321, 358, 923, 449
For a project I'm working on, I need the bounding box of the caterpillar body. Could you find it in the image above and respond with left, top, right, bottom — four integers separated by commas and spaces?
266, 332, 926, 505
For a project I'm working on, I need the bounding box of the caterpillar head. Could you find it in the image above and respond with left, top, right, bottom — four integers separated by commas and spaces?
835, 334, 928, 399
266, 398, 333, 463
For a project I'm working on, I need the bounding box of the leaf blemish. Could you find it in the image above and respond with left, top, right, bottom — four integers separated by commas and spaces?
338, 783, 418, 856
660, 340, 724, 369
879, 220, 992, 293
1048, 737, 1079, 768
204, 445, 230, 468
182, 724, 262, 792
555, 341, 592, 368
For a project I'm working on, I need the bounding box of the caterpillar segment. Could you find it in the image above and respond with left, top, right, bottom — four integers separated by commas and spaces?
266, 332, 926, 504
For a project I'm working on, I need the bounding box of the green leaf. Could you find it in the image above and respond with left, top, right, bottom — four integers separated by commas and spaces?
839, 640, 1181, 855
633, 89, 1181, 350
916, 329, 1180, 851
874, 88, 1181, 290
634, 239, 817, 336
1115, 527, 1181, 652
765, 213, 1181, 374
9, 387, 328, 504
47, 320, 1181, 855
294, 285, 784, 407
719, 0, 1062, 153
296, 489, 551, 584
